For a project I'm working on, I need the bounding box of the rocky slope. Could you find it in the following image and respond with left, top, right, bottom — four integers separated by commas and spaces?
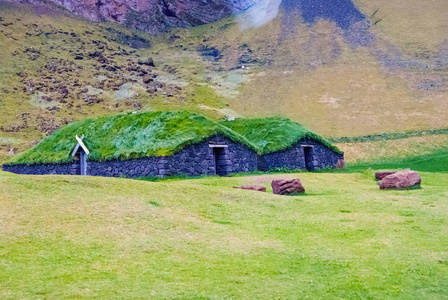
8, 0, 258, 33
1, 0, 448, 163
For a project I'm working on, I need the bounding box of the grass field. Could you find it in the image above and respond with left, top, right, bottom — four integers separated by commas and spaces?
1, 169, 448, 298
1, 2, 448, 297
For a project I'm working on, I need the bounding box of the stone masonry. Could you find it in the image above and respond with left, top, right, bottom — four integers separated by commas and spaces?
3, 137, 342, 177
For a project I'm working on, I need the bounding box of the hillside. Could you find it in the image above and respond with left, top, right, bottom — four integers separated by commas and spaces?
1, 0, 448, 164
6, 0, 257, 34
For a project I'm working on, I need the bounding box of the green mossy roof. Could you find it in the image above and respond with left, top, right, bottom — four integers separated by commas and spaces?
6, 111, 256, 165
220, 117, 342, 155
6, 112, 341, 165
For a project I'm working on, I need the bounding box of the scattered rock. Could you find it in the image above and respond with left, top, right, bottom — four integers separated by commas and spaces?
105, 65, 117, 72
271, 179, 305, 195
142, 74, 153, 84
375, 171, 397, 181
233, 185, 266, 192
138, 57, 155, 67
146, 87, 157, 94
380, 171, 422, 190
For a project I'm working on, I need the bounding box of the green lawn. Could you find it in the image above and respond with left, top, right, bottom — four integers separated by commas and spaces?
347, 148, 448, 173
1, 170, 448, 298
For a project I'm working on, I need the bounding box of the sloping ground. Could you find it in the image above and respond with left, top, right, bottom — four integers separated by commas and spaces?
5, 111, 257, 165
0, 2, 235, 163
6, 0, 256, 34
1, 0, 448, 163
1, 171, 448, 298
221, 116, 341, 154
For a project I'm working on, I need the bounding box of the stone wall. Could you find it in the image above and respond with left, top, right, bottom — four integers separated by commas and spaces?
87, 156, 160, 178
2, 135, 258, 178
2, 137, 341, 177
164, 135, 258, 177
2, 162, 77, 175
259, 139, 343, 171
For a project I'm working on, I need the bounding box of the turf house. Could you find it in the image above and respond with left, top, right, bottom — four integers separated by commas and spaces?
2, 111, 344, 178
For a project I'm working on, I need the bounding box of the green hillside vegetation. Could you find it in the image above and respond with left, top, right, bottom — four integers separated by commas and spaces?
5, 111, 258, 165
1, 170, 448, 298
221, 117, 342, 154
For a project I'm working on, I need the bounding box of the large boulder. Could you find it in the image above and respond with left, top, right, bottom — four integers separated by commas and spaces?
271, 179, 305, 195
375, 171, 397, 181
379, 171, 422, 190
233, 185, 266, 192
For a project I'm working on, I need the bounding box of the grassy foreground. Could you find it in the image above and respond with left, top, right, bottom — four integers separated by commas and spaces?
1, 170, 448, 298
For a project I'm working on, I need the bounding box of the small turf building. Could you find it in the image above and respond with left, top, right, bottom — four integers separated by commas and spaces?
3, 111, 344, 178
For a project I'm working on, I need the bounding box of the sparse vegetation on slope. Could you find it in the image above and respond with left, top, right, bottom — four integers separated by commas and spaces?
1, 1, 448, 164
0, 2, 232, 162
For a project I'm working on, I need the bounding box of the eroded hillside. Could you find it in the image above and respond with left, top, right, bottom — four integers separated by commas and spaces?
1, 0, 448, 162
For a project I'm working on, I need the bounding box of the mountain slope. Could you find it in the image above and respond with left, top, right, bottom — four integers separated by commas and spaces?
7, 0, 258, 34
1, 0, 448, 163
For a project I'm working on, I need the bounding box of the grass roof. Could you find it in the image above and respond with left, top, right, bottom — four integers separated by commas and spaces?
220, 117, 342, 155
6, 112, 341, 165
6, 111, 257, 165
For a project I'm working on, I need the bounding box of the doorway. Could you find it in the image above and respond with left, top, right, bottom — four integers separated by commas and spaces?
73, 150, 87, 175
213, 147, 227, 176
73, 153, 81, 175
303, 146, 314, 171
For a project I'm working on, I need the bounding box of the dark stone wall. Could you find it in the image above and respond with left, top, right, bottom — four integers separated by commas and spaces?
2, 135, 258, 178
164, 135, 258, 177
87, 156, 160, 178
2, 137, 341, 177
259, 139, 344, 171
2, 162, 77, 175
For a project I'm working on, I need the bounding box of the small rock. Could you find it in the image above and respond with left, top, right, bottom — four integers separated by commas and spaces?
375, 171, 397, 181
138, 57, 155, 67
105, 65, 117, 72
271, 179, 305, 195
380, 171, 422, 190
336, 159, 345, 169
146, 87, 156, 94
233, 185, 266, 192
142, 74, 153, 84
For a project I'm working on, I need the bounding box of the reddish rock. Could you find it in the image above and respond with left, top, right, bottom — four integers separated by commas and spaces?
336, 159, 345, 169
375, 171, 397, 181
271, 179, 305, 195
233, 185, 266, 192
379, 171, 422, 190
13, 0, 257, 34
